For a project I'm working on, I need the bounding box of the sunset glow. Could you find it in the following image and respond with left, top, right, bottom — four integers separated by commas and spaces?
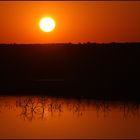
39, 17, 55, 32
0, 1, 140, 43
0, 1, 140, 139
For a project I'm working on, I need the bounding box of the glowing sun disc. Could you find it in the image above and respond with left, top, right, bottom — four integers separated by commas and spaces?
39, 17, 55, 32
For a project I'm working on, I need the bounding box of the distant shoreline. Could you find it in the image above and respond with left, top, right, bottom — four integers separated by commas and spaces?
0, 42, 140, 46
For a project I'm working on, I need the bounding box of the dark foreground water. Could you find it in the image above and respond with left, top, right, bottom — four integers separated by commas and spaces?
0, 96, 140, 139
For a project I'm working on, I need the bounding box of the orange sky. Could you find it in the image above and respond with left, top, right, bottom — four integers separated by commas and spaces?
0, 1, 140, 44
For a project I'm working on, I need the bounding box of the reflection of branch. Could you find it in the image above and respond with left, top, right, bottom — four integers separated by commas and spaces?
95, 101, 111, 118
16, 97, 64, 121
17, 97, 46, 121
131, 104, 140, 117
0, 96, 140, 121
37, 97, 47, 120
72, 104, 83, 116
0, 98, 15, 112
18, 99, 140, 120
102, 101, 111, 118
121, 102, 140, 119
48, 101, 63, 117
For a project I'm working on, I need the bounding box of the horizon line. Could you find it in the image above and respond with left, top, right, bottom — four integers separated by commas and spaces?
0, 41, 140, 45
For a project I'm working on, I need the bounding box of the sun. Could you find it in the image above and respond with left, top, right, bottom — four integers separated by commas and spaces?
39, 17, 56, 32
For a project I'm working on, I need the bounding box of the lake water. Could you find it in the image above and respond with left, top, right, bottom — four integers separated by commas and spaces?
0, 96, 140, 139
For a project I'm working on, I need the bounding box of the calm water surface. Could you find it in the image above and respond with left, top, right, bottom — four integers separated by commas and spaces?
0, 96, 140, 139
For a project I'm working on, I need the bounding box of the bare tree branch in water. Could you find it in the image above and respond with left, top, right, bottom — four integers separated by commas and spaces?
16, 97, 44, 121
0, 96, 140, 121
67, 100, 86, 117
120, 102, 140, 119
0, 97, 15, 112
47, 99, 63, 117
72, 104, 83, 116
131, 104, 140, 117
37, 96, 48, 120
16, 96, 64, 121
95, 101, 111, 118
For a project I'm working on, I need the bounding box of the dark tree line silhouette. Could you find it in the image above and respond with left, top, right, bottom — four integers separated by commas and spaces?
0, 43, 140, 101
